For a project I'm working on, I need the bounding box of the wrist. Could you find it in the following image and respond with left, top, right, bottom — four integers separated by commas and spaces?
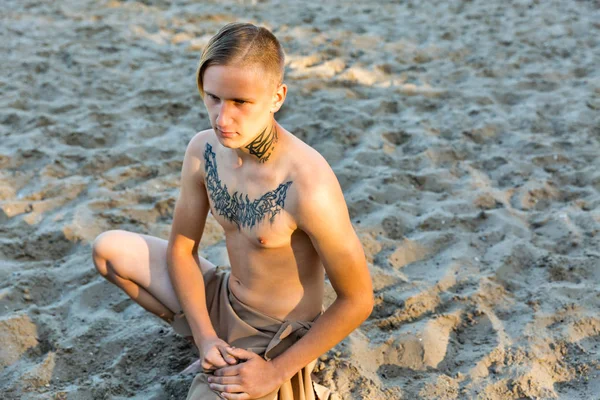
194, 332, 218, 348
269, 358, 292, 385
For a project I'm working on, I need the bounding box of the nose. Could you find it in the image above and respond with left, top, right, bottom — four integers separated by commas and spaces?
215, 102, 234, 128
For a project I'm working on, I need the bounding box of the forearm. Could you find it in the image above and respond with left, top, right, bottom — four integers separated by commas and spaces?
167, 250, 217, 345
270, 296, 372, 382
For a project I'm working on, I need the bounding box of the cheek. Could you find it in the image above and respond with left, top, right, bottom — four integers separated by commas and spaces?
204, 103, 219, 119
236, 107, 259, 123
242, 112, 268, 131
248, 104, 272, 121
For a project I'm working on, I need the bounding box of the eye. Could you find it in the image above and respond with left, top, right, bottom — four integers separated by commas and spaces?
207, 93, 219, 101
234, 99, 247, 105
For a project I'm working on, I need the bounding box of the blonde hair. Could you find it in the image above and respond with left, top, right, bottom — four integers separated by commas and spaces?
196, 22, 285, 96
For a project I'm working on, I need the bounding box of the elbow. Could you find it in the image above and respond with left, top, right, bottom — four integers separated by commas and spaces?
360, 294, 374, 321
167, 241, 193, 258
166, 245, 199, 279
342, 293, 374, 323
354, 286, 375, 322
166, 245, 191, 270
166, 245, 177, 269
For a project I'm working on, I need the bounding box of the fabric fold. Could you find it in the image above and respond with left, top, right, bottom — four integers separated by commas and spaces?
263, 320, 313, 361
171, 265, 332, 400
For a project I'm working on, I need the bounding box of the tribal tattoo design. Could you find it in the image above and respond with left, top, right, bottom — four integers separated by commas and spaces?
245, 124, 278, 163
204, 143, 293, 229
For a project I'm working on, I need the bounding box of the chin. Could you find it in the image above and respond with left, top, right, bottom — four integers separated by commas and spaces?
212, 128, 240, 147
216, 136, 242, 149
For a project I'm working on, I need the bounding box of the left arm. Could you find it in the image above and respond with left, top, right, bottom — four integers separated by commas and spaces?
209, 166, 374, 399
268, 173, 374, 382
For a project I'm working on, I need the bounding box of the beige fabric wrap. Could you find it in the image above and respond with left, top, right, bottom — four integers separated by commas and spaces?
171, 266, 331, 400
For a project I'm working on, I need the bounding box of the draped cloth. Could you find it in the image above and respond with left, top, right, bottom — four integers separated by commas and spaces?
171, 265, 332, 400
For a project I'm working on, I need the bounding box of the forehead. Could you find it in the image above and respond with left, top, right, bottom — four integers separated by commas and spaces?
203, 64, 274, 98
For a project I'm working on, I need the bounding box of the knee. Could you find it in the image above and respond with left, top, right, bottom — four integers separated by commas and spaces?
92, 230, 124, 275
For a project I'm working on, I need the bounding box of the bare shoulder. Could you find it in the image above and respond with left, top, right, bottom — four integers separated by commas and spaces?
285, 134, 347, 228
287, 136, 339, 194
187, 129, 215, 157
184, 129, 216, 181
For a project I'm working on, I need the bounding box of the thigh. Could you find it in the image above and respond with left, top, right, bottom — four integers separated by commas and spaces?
98, 229, 216, 313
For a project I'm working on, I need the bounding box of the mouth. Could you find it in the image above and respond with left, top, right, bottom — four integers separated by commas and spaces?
217, 128, 237, 137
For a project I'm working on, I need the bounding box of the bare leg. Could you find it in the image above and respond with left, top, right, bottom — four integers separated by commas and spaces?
91, 229, 216, 325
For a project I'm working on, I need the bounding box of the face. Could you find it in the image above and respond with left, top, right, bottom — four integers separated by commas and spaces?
202, 63, 286, 148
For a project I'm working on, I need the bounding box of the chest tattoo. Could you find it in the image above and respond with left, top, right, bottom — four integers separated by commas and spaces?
204, 143, 293, 229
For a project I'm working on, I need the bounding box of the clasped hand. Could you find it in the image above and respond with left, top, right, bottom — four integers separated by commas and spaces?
207, 347, 283, 399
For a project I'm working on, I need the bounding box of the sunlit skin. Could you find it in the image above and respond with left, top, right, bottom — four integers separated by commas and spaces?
89, 35, 372, 399
166, 62, 373, 399
202, 64, 287, 162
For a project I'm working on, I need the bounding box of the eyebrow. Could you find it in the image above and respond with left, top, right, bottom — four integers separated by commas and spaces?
204, 91, 253, 102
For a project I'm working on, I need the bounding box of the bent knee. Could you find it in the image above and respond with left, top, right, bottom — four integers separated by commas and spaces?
92, 230, 127, 275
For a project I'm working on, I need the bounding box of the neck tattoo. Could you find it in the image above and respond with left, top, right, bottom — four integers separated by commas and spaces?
245, 124, 278, 163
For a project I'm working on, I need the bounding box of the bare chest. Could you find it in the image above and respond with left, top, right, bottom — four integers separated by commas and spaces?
206, 188, 296, 248
203, 145, 296, 248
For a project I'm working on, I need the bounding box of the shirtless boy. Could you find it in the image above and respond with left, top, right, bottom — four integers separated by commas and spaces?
92, 22, 373, 400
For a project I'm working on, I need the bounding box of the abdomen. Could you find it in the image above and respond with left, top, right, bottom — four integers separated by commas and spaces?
226, 230, 324, 322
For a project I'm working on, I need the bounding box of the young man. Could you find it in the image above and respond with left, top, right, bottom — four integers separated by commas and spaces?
92, 22, 373, 400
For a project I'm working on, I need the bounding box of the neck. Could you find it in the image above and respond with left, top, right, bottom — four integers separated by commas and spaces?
238, 121, 280, 164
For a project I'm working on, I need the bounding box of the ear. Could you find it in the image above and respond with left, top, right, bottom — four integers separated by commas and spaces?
271, 83, 287, 113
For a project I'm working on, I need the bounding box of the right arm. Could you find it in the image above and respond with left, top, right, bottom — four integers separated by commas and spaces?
166, 131, 236, 369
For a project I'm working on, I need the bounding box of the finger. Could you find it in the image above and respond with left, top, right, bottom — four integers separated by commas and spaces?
221, 392, 250, 399
201, 360, 216, 371
208, 375, 240, 385
205, 352, 229, 369
209, 383, 245, 394
213, 364, 241, 377
202, 361, 224, 372
201, 357, 220, 370
219, 345, 239, 365
224, 347, 255, 360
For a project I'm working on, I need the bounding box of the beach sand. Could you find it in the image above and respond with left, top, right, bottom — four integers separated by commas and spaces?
1, 0, 599, 398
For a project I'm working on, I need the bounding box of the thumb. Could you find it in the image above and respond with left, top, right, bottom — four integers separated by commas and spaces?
225, 346, 255, 360
216, 345, 238, 365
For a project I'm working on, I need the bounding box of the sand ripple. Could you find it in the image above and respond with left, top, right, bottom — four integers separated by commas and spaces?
1, 0, 599, 398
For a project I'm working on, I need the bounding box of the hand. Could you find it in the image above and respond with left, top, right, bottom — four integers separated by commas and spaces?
198, 337, 239, 372
207, 347, 283, 399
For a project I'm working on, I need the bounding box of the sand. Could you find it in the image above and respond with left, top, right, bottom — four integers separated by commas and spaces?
1, 0, 599, 398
